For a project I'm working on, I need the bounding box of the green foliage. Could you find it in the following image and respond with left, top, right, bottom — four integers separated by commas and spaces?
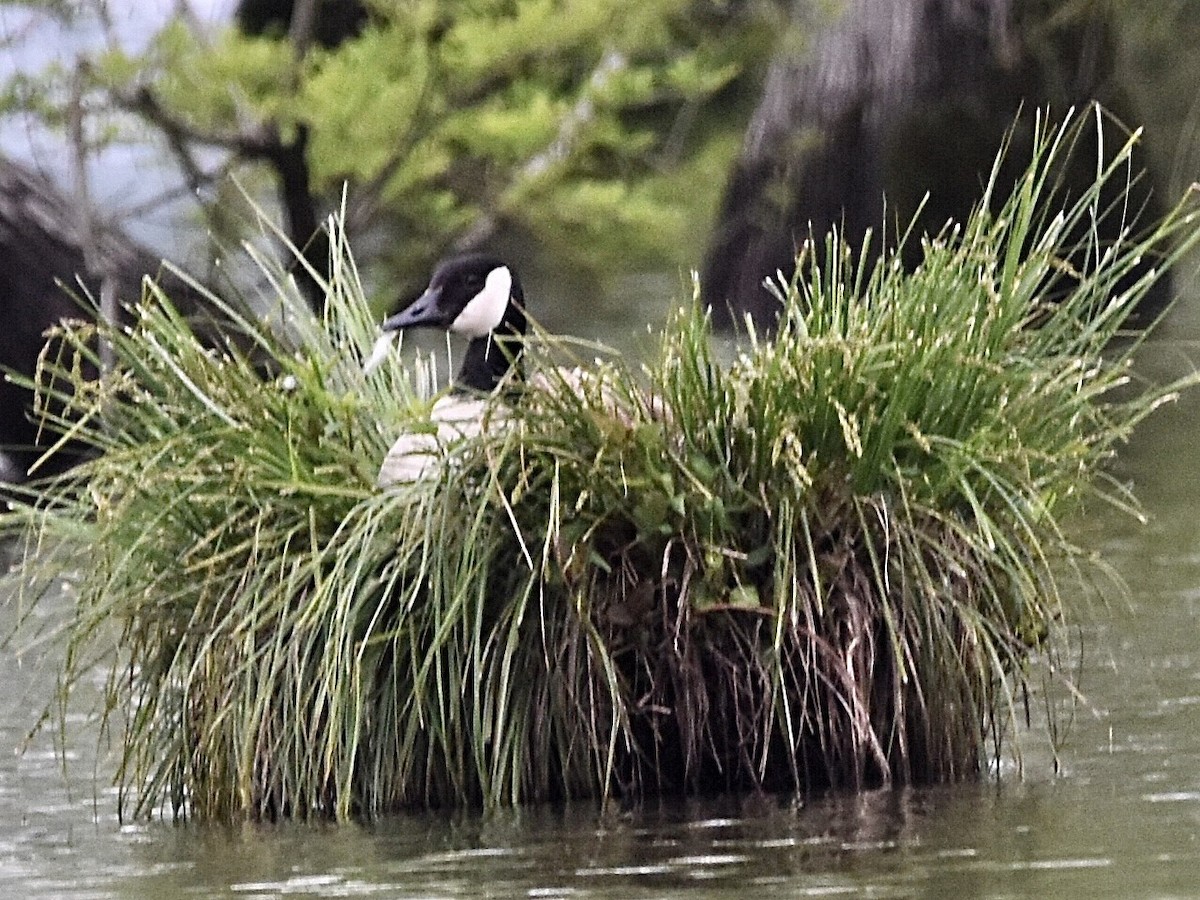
7, 112, 1199, 821
11, 0, 772, 281
150, 23, 297, 129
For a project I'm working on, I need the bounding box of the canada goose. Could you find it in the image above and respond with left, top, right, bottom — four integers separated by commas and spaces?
369, 255, 527, 486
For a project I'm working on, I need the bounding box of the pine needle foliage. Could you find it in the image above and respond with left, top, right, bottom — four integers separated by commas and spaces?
6, 111, 1200, 821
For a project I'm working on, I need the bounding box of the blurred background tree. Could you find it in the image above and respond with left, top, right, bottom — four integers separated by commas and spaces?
3, 0, 1198, 315
1, 0, 778, 310
700, 0, 1191, 328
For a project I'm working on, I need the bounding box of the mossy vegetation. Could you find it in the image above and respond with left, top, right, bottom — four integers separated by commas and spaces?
6, 112, 1200, 821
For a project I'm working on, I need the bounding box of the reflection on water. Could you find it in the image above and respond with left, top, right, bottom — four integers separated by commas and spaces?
4, 308, 1200, 898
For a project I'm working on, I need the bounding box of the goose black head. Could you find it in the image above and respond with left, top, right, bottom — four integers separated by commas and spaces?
381, 255, 527, 393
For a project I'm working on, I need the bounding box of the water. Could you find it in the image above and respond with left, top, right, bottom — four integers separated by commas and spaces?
0, 315, 1198, 898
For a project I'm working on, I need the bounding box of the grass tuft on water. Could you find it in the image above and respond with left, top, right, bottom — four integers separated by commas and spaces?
6, 110, 1200, 821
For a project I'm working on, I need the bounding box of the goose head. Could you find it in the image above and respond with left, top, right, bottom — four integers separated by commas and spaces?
379, 254, 527, 393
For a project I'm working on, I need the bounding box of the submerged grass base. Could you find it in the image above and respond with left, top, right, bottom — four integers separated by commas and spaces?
6, 111, 1200, 821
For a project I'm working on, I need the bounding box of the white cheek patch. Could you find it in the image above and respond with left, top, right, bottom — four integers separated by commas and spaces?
449, 266, 512, 338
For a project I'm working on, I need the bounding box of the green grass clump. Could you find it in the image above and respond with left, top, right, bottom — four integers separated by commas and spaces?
6, 111, 1200, 821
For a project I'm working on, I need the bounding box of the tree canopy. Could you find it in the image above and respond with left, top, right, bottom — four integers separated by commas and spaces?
3, 0, 778, 305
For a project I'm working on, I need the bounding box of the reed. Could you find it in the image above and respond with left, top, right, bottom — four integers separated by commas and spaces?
6, 110, 1198, 820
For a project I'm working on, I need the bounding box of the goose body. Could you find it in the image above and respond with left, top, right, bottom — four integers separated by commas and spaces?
372, 255, 526, 486
375, 394, 499, 485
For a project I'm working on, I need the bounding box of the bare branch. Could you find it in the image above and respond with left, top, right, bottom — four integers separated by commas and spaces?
118, 85, 278, 158
114, 157, 237, 221
287, 0, 320, 63
68, 61, 117, 369
172, 0, 213, 47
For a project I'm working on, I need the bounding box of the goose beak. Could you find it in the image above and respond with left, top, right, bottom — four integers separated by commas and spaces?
364, 285, 446, 375
382, 285, 443, 332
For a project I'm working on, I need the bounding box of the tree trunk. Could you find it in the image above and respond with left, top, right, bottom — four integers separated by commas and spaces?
702, 0, 1166, 329
269, 125, 331, 311
0, 157, 197, 479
